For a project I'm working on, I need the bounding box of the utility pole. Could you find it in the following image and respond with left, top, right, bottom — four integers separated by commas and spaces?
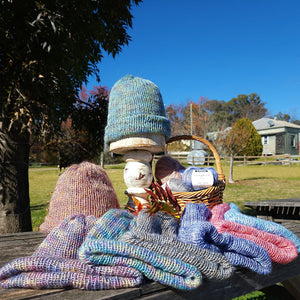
190, 103, 193, 150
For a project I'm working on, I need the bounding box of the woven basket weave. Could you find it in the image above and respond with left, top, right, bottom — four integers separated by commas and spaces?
166, 135, 225, 211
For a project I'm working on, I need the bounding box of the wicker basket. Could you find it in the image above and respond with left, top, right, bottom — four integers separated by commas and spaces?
165, 135, 225, 212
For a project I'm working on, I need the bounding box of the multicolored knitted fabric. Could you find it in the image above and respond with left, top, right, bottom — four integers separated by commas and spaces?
79, 209, 202, 290
224, 203, 300, 252
210, 203, 298, 264
178, 203, 272, 275
104, 75, 171, 145
120, 209, 234, 280
39, 162, 120, 233
0, 215, 143, 290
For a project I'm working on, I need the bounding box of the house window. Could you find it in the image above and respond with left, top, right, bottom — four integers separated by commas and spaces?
262, 136, 269, 145
291, 135, 296, 147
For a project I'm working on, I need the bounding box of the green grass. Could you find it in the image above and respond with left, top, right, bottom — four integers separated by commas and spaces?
29, 163, 300, 230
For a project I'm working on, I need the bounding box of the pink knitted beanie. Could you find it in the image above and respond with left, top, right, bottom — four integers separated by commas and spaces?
40, 162, 120, 233
210, 203, 298, 264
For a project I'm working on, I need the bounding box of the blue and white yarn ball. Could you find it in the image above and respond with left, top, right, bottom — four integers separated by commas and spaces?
182, 167, 218, 191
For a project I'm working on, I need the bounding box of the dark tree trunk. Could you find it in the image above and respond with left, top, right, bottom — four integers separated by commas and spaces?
0, 123, 32, 233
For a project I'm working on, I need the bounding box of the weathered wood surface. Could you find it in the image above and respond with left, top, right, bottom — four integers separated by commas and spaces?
0, 222, 299, 299
244, 198, 300, 221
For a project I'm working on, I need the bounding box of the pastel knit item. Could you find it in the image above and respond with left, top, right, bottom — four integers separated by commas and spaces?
120, 210, 234, 280
104, 75, 171, 145
40, 161, 120, 233
178, 203, 272, 275
224, 203, 300, 252
79, 209, 202, 290
210, 203, 298, 264
0, 215, 143, 289
155, 155, 185, 185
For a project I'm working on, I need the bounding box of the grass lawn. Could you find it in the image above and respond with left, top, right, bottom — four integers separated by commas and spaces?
29, 163, 300, 230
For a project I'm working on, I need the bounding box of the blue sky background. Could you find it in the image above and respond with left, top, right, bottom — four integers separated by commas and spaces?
87, 0, 300, 120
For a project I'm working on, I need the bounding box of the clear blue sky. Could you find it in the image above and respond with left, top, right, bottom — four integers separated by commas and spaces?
87, 0, 300, 120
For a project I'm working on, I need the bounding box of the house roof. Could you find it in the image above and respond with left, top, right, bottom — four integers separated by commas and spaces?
253, 118, 300, 130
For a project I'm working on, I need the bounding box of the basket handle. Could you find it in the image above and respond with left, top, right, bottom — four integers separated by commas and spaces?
166, 135, 225, 181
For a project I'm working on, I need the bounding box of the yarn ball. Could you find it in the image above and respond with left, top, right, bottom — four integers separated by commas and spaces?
155, 155, 186, 185
104, 74, 171, 145
182, 166, 218, 191
167, 178, 193, 192
39, 162, 120, 234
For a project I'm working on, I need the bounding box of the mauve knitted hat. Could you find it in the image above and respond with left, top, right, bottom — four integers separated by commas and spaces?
39, 161, 120, 233
224, 203, 300, 252
120, 210, 234, 280
79, 209, 202, 290
0, 215, 143, 290
178, 203, 272, 275
210, 203, 298, 264
104, 75, 171, 145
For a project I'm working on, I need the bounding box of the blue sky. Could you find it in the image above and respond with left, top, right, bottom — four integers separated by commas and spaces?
87, 0, 300, 120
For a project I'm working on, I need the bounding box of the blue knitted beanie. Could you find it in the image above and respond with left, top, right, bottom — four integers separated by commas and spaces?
104, 75, 171, 145
178, 203, 272, 275
120, 210, 234, 281
224, 203, 300, 252
79, 209, 202, 290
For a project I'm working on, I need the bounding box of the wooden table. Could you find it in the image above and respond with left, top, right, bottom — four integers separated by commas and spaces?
1, 219, 300, 300
244, 198, 300, 221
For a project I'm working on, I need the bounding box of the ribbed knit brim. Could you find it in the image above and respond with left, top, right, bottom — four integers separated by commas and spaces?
0, 214, 143, 290
178, 203, 272, 275
104, 75, 171, 144
40, 162, 120, 233
79, 209, 202, 290
224, 203, 300, 252
0, 257, 142, 290
210, 203, 298, 264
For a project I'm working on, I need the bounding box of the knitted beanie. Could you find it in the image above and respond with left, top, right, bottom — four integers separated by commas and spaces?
120, 210, 234, 280
224, 203, 300, 252
178, 203, 272, 275
79, 209, 202, 290
39, 162, 120, 233
0, 215, 142, 290
104, 75, 171, 145
210, 203, 298, 264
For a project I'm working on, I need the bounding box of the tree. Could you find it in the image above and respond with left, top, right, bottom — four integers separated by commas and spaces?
225, 118, 263, 183
225, 93, 267, 122
274, 112, 291, 122
0, 0, 142, 233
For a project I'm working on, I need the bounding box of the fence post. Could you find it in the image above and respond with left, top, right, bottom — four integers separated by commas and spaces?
244, 155, 246, 166
264, 155, 267, 166
288, 154, 291, 167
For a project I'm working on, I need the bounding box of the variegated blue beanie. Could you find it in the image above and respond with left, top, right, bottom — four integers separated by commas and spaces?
104, 75, 171, 146
178, 203, 272, 275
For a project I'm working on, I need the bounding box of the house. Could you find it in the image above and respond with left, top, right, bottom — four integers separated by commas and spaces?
252, 118, 300, 155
